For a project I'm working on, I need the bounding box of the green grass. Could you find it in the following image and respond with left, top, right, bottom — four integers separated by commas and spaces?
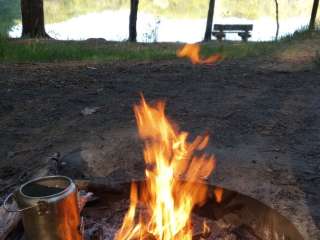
201, 27, 320, 61
0, 39, 178, 63
201, 41, 278, 59
279, 25, 314, 42
0, 27, 319, 63
0, 38, 276, 63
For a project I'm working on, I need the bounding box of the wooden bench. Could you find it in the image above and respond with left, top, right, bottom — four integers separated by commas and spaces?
212, 24, 253, 42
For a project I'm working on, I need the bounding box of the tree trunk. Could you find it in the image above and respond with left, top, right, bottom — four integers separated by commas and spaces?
274, 0, 279, 41
204, 0, 216, 41
309, 0, 319, 31
129, 0, 139, 42
21, 0, 49, 38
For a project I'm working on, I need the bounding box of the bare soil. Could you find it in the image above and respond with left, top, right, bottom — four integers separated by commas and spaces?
0, 57, 319, 239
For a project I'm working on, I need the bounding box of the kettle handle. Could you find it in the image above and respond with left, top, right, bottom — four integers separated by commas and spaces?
3, 192, 38, 212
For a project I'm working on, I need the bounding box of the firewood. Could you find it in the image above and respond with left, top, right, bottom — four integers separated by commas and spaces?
0, 205, 21, 240
136, 232, 157, 240
89, 226, 103, 240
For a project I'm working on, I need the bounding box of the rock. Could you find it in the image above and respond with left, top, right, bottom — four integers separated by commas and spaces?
81, 107, 100, 116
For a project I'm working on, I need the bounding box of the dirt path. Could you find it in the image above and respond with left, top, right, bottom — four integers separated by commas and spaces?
0, 59, 319, 239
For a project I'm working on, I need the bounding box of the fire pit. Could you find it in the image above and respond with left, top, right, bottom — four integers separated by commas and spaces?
83, 180, 304, 240
2, 96, 305, 240
5, 179, 303, 240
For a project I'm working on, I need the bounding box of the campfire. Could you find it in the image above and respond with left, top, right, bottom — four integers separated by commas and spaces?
79, 96, 303, 240
115, 96, 216, 240
2, 96, 304, 240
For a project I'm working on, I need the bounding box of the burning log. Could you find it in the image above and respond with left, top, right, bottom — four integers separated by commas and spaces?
114, 96, 216, 240
89, 226, 104, 240
79, 191, 94, 212
134, 233, 157, 240
3, 179, 305, 240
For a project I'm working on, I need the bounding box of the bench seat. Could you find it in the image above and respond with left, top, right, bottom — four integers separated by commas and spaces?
212, 24, 253, 42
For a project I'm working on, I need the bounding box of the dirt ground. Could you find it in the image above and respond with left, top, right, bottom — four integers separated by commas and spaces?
0, 57, 319, 239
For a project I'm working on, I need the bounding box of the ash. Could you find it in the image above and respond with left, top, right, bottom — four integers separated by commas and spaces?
83, 199, 259, 240
83, 199, 128, 240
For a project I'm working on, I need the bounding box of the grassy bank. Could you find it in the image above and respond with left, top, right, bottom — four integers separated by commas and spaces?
0, 29, 319, 63
0, 39, 178, 63
0, 39, 272, 63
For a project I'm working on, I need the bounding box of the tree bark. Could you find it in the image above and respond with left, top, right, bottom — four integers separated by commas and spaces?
204, 0, 216, 41
129, 0, 139, 42
274, 0, 279, 41
309, 0, 319, 31
21, 0, 50, 38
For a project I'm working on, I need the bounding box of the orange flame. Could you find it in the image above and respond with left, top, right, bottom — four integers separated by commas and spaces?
202, 220, 210, 237
214, 187, 223, 203
115, 96, 216, 240
176, 43, 222, 65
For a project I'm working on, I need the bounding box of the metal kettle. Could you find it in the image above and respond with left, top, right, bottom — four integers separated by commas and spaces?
3, 175, 83, 240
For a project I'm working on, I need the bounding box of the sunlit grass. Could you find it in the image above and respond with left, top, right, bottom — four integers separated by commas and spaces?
0, 38, 271, 63
0, 39, 178, 63
279, 25, 314, 42
0, 27, 319, 63
201, 41, 277, 59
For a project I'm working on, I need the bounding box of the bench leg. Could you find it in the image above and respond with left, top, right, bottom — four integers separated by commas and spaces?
217, 32, 225, 41
238, 31, 251, 42
241, 36, 248, 42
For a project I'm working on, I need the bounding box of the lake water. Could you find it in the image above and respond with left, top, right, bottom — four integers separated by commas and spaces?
9, 9, 309, 42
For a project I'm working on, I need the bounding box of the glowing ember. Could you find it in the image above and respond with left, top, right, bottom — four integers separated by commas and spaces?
214, 187, 224, 204
115, 96, 216, 240
202, 220, 211, 237
176, 43, 222, 65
